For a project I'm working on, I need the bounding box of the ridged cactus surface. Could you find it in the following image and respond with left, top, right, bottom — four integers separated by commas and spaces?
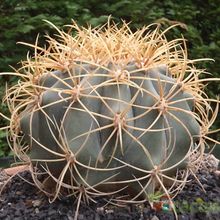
2, 21, 220, 208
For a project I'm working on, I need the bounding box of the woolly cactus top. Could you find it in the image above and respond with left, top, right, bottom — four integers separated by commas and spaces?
21, 21, 192, 77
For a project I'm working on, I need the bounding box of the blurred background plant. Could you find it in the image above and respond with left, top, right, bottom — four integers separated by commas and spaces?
0, 0, 219, 158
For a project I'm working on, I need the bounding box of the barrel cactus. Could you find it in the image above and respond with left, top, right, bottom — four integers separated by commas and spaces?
1, 20, 220, 216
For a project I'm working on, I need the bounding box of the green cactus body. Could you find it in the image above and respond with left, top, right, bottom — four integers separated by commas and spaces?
19, 62, 201, 194
2, 20, 220, 206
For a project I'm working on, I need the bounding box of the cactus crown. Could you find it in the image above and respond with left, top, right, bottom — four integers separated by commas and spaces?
2, 19, 220, 218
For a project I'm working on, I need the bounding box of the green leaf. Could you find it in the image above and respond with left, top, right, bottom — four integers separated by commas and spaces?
19, 24, 35, 34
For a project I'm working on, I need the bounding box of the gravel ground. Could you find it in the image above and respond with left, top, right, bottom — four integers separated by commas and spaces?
0, 168, 219, 220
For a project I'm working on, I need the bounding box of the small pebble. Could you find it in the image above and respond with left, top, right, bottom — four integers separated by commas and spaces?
0, 170, 220, 219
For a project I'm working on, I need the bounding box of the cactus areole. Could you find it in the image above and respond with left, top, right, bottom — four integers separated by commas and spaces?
3, 20, 220, 205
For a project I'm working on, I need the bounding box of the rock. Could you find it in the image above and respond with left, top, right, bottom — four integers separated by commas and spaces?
0, 170, 220, 219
